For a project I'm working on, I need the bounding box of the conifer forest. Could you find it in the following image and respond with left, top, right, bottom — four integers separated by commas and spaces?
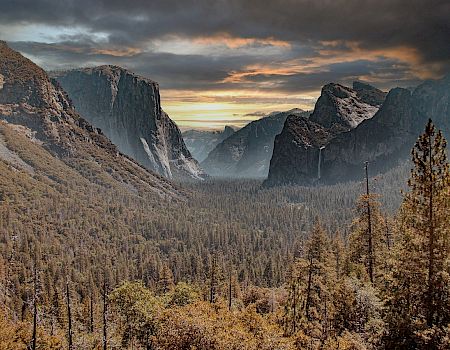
1, 120, 450, 349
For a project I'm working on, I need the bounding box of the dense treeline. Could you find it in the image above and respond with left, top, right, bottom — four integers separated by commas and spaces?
1, 120, 448, 349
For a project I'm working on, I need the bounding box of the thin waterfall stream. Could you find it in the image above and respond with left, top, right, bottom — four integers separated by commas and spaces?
318, 146, 325, 179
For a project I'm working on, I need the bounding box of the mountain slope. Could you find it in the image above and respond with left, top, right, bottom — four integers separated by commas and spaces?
52, 66, 206, 180
0, 41, 183, 199
202, 109, 308, 178
183, 126, 235, 162
266, 77, 449, 186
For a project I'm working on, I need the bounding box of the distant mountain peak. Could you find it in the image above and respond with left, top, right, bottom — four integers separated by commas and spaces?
268, 108, 304, 117
182, 125, 236, 163
201, 109, 311, 178
224, 125, 235, 133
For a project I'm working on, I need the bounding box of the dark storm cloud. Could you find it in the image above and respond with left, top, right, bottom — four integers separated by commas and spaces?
1, 0, 449, 98
1, 0, 448, 64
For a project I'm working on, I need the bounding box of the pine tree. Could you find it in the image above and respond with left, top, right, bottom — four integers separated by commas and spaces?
209, 255, 218, 304
158, 264, 174, 294
385, 119, 450, 349
102, 279, 107, 350
31, 256, 38, 350
331, 231, 345, 280
348, 191, 388, 285
283, 221, 335, 346
66, 281, 73, 350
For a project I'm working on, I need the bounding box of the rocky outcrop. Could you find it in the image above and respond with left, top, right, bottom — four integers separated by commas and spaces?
183, 125, 235, 162
265, 77, 450, 186
265, 82, 385, 186
309, 82, 385, 132
202, 109, 309, 178
0, 41, 184, 198
53, 66, 206, 180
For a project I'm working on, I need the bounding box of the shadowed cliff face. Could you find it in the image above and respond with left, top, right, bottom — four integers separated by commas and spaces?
266, 77, 450, 187
201, 109, 308, 178
53, 66, 206, 180
0, 41, 184, 198
265, 116, 334, 186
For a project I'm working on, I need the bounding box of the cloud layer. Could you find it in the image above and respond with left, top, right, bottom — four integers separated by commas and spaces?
1, 0, 448, 127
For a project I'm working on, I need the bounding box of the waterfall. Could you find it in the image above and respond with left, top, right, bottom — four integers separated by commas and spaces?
318, 146, 325, 179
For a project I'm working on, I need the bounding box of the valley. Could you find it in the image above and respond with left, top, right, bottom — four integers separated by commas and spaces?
0, 27, 449, 349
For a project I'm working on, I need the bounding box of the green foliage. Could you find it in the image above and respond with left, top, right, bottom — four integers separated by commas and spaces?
283, 221, 336, 343
109, 281, 162, 349
167, 282, 200, 307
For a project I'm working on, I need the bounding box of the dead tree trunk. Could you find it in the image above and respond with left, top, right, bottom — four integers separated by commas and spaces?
365, 161, 374, 284
103, 280, 108, 350
66, 281, 73, 350
31, 259, 37, 350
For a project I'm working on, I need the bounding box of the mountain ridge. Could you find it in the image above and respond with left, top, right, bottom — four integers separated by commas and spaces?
202, 109, 309, 178
183, 125, 236, 163
0, 41, 184, 199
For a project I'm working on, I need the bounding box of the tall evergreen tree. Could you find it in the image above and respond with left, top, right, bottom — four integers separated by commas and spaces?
385, 119, 450, 349
158, 264, 174, 294
283, 221, 335, 347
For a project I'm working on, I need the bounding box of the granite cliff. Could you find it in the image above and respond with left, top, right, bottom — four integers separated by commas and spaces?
0, 41, 183, 198
265, 77, 449, 186
53, 66, 206, 180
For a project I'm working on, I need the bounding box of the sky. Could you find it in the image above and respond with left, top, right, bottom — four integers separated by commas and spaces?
0, 0, 449, 130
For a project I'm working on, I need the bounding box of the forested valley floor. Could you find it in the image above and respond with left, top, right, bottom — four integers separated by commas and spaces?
1, 121, 450, 349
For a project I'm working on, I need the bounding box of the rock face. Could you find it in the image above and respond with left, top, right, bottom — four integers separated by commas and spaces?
309, 82, 385, 131
264, 116, 334, 185
182, 126, 235, 162
266, 77, 450, 186
202, 109, 309, 178
53, 66, 206, 180
0, 41, 183, 198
